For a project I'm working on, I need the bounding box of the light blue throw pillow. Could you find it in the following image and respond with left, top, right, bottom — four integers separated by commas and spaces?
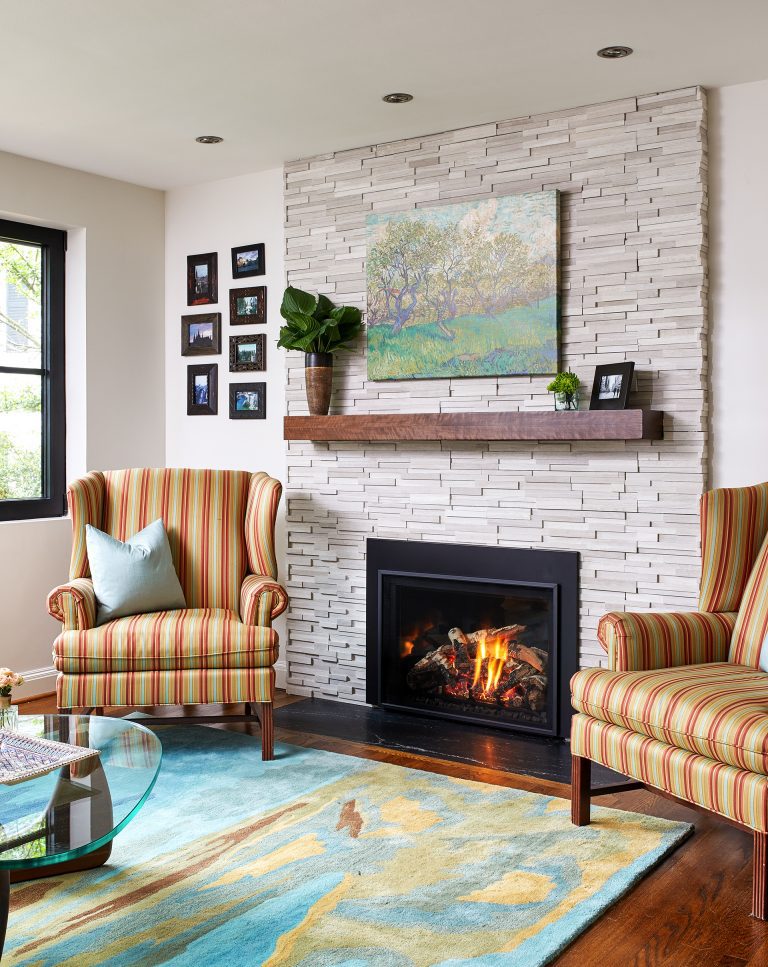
86, 518, 186, 626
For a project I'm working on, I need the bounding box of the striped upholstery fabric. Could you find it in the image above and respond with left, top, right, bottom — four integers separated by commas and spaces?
57, 666, 275, 709
240, 574, 289, 626
699, 482, 768, 613
47, 579, 97, 632
99, 469, 252, 611
68, 472, 105, 579
52, 468, 285, 712
246, 472, 282, 580
53, 609, 277, 673
598, 610, 736, 671
571, 662, 768, 775
730, 530, 768, 667
571, 714, 768, 831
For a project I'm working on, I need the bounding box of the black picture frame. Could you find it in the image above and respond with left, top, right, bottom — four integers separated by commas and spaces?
229, 333, 266, 372
231, 243, 265, 279
181, 313, 221, 356
230, 286, 267, 326
187, 364, 218, 415
187, 252, 218, 306
229, 381, 266, 419
589, 361, 635, 410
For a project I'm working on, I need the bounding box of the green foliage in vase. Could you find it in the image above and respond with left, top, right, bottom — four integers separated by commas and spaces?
546, 371, 581, 396
278, 287, 363, 355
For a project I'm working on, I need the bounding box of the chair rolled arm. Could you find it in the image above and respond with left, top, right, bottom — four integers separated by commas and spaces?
47, 579, 97, 632
240, 574, 288, 627
597, 610, 737, 672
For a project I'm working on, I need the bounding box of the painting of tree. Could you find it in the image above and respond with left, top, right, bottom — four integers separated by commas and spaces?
366, 191, 558, 380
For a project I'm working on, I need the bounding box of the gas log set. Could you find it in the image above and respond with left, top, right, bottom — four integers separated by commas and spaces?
403, 623, 548, 716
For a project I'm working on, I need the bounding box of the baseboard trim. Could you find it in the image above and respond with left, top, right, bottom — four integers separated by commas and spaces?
17, 665, 58, 701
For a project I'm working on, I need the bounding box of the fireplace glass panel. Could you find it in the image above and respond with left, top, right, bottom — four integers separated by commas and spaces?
380, 573, 556, 734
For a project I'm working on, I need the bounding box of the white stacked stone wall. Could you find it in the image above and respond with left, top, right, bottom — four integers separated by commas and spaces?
283, 87, 708, 702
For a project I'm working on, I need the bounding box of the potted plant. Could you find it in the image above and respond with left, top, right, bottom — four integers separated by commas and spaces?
0, 667, 23, 729
547, 371, 581, 411
278, 287, 363, 416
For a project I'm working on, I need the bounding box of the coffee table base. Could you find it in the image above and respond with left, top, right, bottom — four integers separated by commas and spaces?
2, 842, 113, 956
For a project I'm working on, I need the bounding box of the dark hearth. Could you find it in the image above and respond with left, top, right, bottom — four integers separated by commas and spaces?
366, 539, 579, 739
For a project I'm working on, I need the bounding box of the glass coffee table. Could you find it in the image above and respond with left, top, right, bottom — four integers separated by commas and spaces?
0, 715, 162, 955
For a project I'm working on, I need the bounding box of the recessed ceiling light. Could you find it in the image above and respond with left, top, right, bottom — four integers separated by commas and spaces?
597, 45, 633, 59
382, 93, 414, 104
195, 135, 224, 144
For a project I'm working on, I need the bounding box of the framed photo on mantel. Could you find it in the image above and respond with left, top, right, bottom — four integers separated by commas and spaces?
589, 361, 635, 410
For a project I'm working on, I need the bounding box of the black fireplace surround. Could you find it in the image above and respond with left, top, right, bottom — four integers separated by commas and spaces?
366, 539, 579, 739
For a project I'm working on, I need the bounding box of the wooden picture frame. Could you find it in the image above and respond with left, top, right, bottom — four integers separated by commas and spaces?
229, 381, 266, 419
187, 363, 218, 415
231, 243, 265, 279
230, 286, 266, 326
181, 313, 221, 356
229, 333, 266, 372
187, 252, 218, 306
589, 361, 635, 410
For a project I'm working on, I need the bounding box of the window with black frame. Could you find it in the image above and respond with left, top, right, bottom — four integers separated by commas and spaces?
0, 219, 65, 521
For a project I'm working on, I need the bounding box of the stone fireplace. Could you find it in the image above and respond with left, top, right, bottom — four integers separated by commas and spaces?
366, 539, 578, 737
282, 86, 708, 704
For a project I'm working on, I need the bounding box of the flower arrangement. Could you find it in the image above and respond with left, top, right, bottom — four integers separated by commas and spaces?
0, 668, 24, 699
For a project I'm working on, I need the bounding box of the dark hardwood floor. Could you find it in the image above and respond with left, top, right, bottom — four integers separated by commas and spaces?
18, 691, 768, 966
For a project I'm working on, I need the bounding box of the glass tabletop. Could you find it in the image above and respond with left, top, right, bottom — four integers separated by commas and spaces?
0, 715, 162, 870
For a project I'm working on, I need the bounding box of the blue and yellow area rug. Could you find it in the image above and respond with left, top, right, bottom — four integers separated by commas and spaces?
9, 726, 691, 966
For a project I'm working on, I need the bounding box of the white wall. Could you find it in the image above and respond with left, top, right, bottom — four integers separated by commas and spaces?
164, 168, 287, 678
710, 80, 768, 489
0, 149, 165, 696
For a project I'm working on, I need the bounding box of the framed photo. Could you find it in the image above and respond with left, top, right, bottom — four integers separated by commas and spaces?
589, 361, 635, 410
231, 243, 265, 279
187, 252, 218, 306
187, 363, 217, 415
229, 381, 266, 420
181, 313, 221, 356
230, 286, 266, 326
230, 333, 266, 372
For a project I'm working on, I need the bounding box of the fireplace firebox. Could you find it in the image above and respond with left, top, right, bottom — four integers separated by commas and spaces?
366, 539, 578, 739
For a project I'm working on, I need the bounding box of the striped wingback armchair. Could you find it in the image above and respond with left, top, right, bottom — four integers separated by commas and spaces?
47, 468, 287, 760
570, 482, 768, 918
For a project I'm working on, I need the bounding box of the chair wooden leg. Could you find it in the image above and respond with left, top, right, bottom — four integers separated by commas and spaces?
244, 702, 252, 717
571, 754, 591, 826
753, 831, 768, 919
255, 702, 274, 761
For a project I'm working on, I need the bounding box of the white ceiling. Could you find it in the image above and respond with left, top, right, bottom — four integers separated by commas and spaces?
2, 0, 768, 190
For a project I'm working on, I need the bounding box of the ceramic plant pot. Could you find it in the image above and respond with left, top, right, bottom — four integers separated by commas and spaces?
305, 352, 333, 416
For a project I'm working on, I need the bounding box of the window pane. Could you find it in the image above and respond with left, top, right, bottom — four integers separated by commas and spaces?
0, 240, 42, 370
0, 372, 42, 499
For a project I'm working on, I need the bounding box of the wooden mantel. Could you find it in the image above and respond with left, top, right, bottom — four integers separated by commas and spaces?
283, 409, 663, 442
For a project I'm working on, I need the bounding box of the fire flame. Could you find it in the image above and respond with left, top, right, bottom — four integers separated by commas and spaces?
401, 639, 415, 658
472, 633, 508, 695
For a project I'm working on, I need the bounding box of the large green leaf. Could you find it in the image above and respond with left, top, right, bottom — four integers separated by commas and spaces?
313, 293, 335, 321
282, 310, 316, 332
281, 286, 317, 319
329, 305, 362, 325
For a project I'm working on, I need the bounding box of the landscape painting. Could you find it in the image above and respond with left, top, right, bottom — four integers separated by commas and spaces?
366, 191, 558, 380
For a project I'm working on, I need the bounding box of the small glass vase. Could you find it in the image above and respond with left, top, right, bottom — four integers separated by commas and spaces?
554, 391, 580, 412
0, 696, 19, 731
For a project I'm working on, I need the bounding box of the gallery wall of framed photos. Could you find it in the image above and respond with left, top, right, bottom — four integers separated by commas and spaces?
182, 243, 268, 420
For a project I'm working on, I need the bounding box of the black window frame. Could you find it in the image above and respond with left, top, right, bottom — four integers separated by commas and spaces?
0, 218, 66, 521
